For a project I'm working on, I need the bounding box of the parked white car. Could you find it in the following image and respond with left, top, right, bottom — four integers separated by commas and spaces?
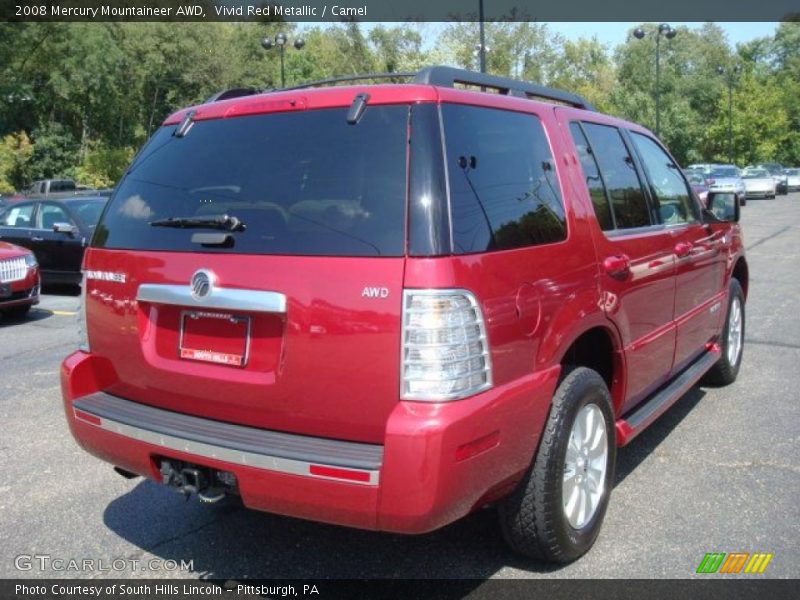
742, 168, 777, 199
785, 169, 800, 192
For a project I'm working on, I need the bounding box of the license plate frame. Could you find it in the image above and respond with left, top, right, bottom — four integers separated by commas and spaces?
178, 310, 251, 368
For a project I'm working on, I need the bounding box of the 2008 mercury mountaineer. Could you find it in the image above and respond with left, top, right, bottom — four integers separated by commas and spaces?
61, 66, 747, 563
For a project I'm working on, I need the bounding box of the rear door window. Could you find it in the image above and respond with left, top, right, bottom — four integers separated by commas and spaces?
94, 106, 410, 256
441, 104, 567, 254
569, 122, 614, 231
580, 123, 652, 230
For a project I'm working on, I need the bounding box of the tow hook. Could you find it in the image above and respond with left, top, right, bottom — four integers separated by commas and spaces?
159, 460, 235, 504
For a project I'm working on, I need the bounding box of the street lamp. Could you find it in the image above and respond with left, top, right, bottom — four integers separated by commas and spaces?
633, 23, 677, 137
477, 0, 486, 73
261, 32, 305, 88
717, 64, 741, 165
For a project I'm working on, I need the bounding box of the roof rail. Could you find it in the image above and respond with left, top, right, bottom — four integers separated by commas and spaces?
206, 67, 595, 111
205, 88, 260, 103
413, 66, 595, 111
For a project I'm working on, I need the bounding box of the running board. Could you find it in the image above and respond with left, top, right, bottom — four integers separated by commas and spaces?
616, 346, 721, 446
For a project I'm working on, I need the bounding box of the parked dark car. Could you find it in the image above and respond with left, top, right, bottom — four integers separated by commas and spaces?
0, 196, 107, 285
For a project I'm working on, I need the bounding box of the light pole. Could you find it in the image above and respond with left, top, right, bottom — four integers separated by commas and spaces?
261, 32, 305, 88
478, 0, 486, 73
633, 24, 677, 137
717, 64, 741, 165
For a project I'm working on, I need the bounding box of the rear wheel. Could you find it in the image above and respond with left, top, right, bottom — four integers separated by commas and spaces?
703, 279, 745, 386
498, 367, 616, 563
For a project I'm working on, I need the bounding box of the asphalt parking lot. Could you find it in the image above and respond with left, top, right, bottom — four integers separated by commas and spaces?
1, 194, 799, 581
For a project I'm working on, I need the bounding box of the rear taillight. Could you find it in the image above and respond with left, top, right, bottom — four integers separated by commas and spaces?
401, 289, 492, 401
77, 271, 90, 352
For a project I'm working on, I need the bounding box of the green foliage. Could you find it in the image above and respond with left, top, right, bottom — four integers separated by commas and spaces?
0, 132, 33, 193
1, 21, 798, 194
28, 123, 79, 181
71, 143, 135, 189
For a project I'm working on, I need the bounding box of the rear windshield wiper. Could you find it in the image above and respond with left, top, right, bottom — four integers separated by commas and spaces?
149, 214, 246, 232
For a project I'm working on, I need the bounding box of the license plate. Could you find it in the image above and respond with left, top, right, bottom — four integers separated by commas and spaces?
0, 283, 11, 299
179, 311, 250, 367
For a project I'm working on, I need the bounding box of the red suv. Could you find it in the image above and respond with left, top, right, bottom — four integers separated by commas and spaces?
61, 67, 747, 563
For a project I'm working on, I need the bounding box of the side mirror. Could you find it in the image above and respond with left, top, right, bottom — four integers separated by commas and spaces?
53, 222, 77, 235
706, 192, 740, 223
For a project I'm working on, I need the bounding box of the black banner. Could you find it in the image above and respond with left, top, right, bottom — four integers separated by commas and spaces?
1, 0, 799, 23
1, 580, 798, 600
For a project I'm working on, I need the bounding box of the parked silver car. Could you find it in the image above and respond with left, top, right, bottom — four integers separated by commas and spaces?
741, 168, 777, 199
785, 169, 800, 192
701, 165, 747, 206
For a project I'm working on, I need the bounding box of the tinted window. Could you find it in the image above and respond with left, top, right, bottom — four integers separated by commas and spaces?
37, 204, 75, 229
569, 122, 613, 231
710, 167, 738, 178
51, 180, 76, 192
442, 104, 566, 253
95, 106, 409, 256
582, 123, 651, 229
631, 133, 697, 225
1, 203, 34, 227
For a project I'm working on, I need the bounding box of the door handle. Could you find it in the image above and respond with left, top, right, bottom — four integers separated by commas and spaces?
674, 241, 693, 258
31, 236, 44, 242
603, 254, 631, 280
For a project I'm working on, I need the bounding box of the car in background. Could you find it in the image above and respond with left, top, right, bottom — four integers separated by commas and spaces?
747, 163, 788, 195
703, 165, 747, 206
741, 168, 777, 199
0, 196, 107, 285
685, 171, 709, 203
0, 241, 40, 318
784, 168, 800, 192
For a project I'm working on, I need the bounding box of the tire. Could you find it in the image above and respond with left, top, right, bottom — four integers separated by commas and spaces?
498, 366, 616, 563
703, 279, 745, 386
740, 197, 747, 206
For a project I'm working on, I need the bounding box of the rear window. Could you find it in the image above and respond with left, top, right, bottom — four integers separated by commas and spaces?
710, 167, 738, 178
94, 106, 409, 256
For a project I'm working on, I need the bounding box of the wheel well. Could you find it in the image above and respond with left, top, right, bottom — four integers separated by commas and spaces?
732, 257, 749, 299
561, 327, 616, 394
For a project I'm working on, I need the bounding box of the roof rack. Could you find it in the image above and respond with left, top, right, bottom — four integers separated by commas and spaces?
204, 88, 260, 103
414, 66, 595, 111
205, 66, 595, 111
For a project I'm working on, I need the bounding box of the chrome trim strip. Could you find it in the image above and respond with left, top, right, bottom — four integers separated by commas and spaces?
79, 411, 379, 485
137, 283, 287, 314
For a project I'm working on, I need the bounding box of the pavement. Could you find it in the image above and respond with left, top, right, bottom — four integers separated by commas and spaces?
1, 193, 798, 580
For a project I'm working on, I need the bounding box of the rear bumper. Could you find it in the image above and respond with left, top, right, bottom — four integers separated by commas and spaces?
61, 351, 558, 533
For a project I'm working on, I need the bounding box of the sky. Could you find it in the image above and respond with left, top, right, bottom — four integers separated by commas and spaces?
547, 22, 778, 48
338, 22, 779, 51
